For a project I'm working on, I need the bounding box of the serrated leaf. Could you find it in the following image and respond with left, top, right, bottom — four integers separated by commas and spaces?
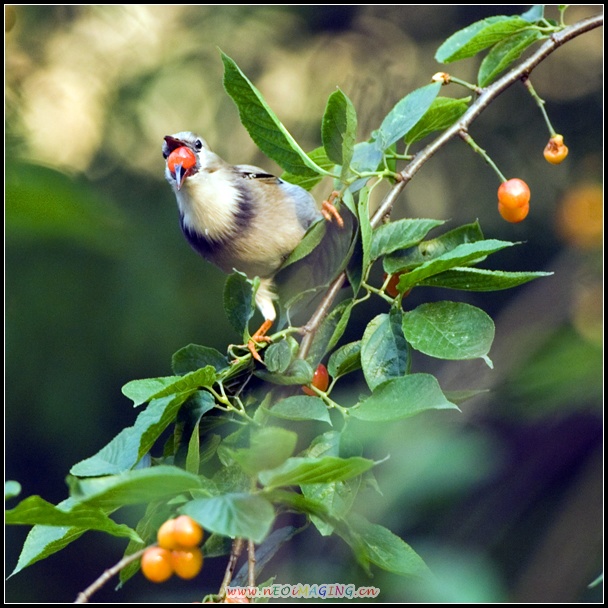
264, 339, 293, 374
328, 341, 362, 379
10, 499, 87, 576
351, 374, 458, 421
70, 392, 197, 476
305, 298, 354, 368
255, 358, 313, 386
384, 220, 485, 274
375, 83, 441, 150
70, 466, 205, 509
259, 456, 374, 489
122, 367, 216, 407
322, 89, 357, 174
172, 344, 228, 375
358, 186, 372, 272
181, 493, 275, 543
339, 513, 430, 577
302, 478, 358, 536
370, 218, 445, 260
395, 239, 515, 292
361, 310, 410, 392
405, 97, 471, 145
224, 271, 256, 338
5, 496, 141, 541
280, 147, 334, 191
185, 421, 201, 475
268, 396, 332, 425
281, 219, 326, 269
403, 301, 495, 366
232, 427, 298, 475
418, 267, 553, 291
436, 16, 534, 63
221, 52, 327, 177
350, 141, 383, 173
478, 29, 543, 87
5, 480, 21, 500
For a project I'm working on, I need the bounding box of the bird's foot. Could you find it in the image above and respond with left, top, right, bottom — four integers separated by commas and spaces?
248, 319, 274, 363
321, 191, 345, 228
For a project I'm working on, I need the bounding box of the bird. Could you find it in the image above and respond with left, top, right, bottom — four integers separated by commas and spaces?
162, 131, 343, 362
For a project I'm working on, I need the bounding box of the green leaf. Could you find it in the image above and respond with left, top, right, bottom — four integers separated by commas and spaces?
280, 147, 334, 191
255, 358, 313, 386
370, 218, 444, 261
350, 141, 383, 173
268, 396, 332, 425
259, 456, 375, 489
224, 271, 256, 338
328, 341, 362, 379
232, 427, 298, 475
361, 310, 410, 392
418, 267, 553, 291
5, 496, 141, 541
395, 239, 515, 292
70, 391, 197, 476
10, 499, 87, 576
122, 367, 216, 407
302, 478, 358, 536
358, 186, 372, 273
478, 29, 543, 87
405, 97, 471, 145
281, 219, 326, 269
384, 220, 485, 274
70, 466, 205, 509
185, 421, 201, 475
339, 513, 430, 577
221, 52, 327, 177
172, 344, 228, 375
305, 299, 354, 367
435, 16, 535, 63
322, 89, 357, 174
351, 374, 458, 421
403, 301, 495, 367
264, 339, 294, 374
5, 480, 21, 500
375, 83, 441, 150
181, 494, 275, 543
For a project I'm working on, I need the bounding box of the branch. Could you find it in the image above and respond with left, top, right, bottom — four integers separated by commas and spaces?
218, 538, 244, 598
298, 13, 602, 360
74, 548, 147, 603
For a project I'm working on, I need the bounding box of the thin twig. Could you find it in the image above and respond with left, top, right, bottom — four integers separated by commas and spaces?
74, 548, 147, 603
247, 539, 256, 588
297, 14, 602, 361
218, 538, 244, 597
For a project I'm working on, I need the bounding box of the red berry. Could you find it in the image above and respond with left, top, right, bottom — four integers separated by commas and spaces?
384, 272, 412, 298
173, 515, 204, 548
497, 178, 530, 209
544, 134, 569, 164
171, 547, 204, 580
141, 547, 173, 583
167, 146, 197, 175
302, 363, 330, 396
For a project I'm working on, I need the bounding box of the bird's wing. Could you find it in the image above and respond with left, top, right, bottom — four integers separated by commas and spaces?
234, 164, 281, 184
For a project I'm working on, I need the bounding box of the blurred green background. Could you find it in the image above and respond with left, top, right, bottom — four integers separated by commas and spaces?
5, 5, 602, 603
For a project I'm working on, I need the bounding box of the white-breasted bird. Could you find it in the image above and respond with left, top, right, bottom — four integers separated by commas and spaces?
162, 131, 341, 361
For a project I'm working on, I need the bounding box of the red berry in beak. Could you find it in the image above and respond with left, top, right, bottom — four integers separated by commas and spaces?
167, 146, 197, 190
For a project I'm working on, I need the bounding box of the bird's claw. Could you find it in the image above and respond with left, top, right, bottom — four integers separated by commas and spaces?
247, 319, 274, 363
321, 191, 345, 228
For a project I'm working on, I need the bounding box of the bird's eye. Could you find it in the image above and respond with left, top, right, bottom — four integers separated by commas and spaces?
195, 139, 203, 150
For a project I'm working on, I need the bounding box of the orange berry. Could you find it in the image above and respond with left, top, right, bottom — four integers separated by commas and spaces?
167, 146, 197, 174
173, 515, 204, 548
384, 272, 412, 298
171, 547, 204, 580
302, 363, 330, 396
157, 518, 179, 550
498, 201, 529, 223
544, 134, 569, 165
141, 546, 173, 583
497, 178, 530, 210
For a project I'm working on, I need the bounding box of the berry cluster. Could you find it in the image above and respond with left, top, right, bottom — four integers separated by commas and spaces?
141, 515, 204, 583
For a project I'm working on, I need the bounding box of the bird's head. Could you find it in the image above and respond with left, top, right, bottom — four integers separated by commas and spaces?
163, 131, 216, 191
